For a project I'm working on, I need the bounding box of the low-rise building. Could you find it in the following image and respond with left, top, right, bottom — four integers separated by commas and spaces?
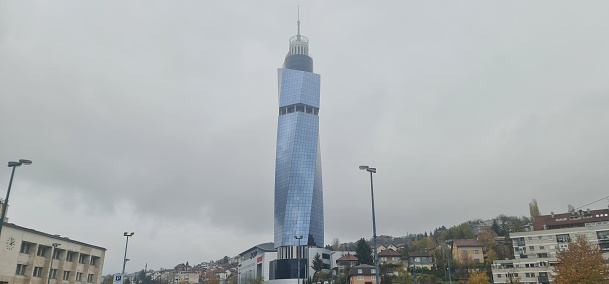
452, 239, 484, 266
0, 222, 106, 284
348, 265, 378, 284
377, 250, 401, 264
407, 252, 433, 270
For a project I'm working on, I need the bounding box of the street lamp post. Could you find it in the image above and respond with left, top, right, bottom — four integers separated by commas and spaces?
359, 165, 380, 284
445, 240, 453, 284
47, 243, 61, 284
294, 235, 303, 284
122, 232, 134, 275
0, 159, 32, 239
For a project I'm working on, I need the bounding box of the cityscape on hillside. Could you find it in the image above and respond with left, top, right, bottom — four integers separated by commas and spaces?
2, 3, 608, 284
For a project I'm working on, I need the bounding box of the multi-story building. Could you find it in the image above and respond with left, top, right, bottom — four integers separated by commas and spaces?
407, 252, 433, 270
348, 265, 377, 284
451, 239, 484, 266
0, 222, 106, 284
377, 250, 401, 264
271, 15, 324, 282
334, 254, 357, 276
492, 223, 609, 284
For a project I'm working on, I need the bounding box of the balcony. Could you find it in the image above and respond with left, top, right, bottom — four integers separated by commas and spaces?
538, 276, 550, 284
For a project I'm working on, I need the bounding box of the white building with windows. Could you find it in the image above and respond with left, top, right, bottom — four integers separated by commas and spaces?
0, 222, 106, 284
491, 223, 609, 284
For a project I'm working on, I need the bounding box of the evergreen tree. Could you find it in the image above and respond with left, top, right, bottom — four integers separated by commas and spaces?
355, 238, 374, 265
311, 253, 324, 273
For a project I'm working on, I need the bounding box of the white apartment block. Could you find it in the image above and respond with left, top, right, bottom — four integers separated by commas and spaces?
0, 223, 106, 284
492, 223, 609, 284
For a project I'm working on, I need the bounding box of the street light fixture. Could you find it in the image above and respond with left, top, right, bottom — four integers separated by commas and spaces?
48, 243, 61, 284
294, 235, 303, 284
0, 159, 33, 239
359, 165, 379, 284
122, 232, 134, 275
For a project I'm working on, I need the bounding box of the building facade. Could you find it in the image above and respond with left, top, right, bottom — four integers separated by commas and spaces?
451, 239, 484, 266
492, 223, 609, 284
0, 223, 106, 284
271, 16, 324, 282
348, 265, 377, 284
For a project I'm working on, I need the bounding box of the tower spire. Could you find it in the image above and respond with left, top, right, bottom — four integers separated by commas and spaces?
297, 6, 301, 39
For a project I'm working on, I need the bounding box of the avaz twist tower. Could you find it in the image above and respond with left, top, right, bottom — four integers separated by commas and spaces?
272, 15, 324, 279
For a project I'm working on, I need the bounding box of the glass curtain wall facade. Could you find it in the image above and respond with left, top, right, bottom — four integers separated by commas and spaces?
274, 22, 324, 250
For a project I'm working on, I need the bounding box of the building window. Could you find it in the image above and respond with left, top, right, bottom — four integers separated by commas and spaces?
473, 250, 479, 254
76, 272, 83, 282
357, 276, 364, 280
63, 271, 71, 281
87, 274, 94, 283
529, 246, 535, 251
538, 236, 543, 240
357, 269, 363, 274
539, 246, 545, 250
79, 254, 88, 264
50, 269, 58, 279
371, 269, 376, 274
474, 259, 480, 264
497, 274, 502, 278
90, 257, 98, 266
15, 264, 27, 275
20, 242, 31, 254
66, 252, 75, 262
33, 267, 43, 277
526, 272, 535, 277
528, 237, 532, 240
37, 246, 47, 257
53, 249, 61, 260
371, 275, 376, 280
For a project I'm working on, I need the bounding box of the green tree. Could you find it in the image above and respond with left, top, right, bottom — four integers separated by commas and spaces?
355, 238, 373, 265
311, 253, 324, 273
552, 235, 608, 284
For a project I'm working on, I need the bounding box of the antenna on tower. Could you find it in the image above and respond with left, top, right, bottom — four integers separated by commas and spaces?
297, 5, 301, 39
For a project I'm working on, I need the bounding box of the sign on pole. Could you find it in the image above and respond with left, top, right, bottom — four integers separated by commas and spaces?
113, 274, 124, 284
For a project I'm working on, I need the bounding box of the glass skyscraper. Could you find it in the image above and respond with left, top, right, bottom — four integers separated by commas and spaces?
274, 19, 324, 251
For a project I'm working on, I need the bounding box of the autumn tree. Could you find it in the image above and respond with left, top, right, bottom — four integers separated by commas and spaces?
552, 235, 609, 284
529, 199, 541, 224
466, 271, 490, 284
355, 238, 374, 265
332, 238, 341, 251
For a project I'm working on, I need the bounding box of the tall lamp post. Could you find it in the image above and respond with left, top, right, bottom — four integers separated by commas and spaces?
359, 165, 380, 284
294, 235, 303, 284
0, 159, 32, 239
47, 243, 61, 284
122, 232, 134, 275
445, 240, 453, 284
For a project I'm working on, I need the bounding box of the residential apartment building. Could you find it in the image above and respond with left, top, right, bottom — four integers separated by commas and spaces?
0, 223, 106, 284
492, 223, 609, 284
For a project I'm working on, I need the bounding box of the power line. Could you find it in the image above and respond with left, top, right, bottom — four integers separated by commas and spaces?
575, 195, 609, 211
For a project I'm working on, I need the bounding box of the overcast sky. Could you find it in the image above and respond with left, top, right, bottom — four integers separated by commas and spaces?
1, 0, 609, 275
